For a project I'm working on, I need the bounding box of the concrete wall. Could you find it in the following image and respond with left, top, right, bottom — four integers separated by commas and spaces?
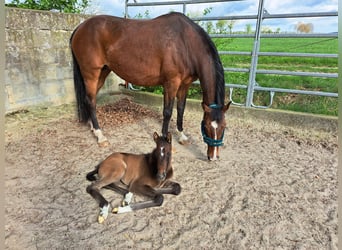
5, 8, 121, 113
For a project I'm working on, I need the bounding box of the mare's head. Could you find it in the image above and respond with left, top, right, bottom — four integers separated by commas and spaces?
153, 132, 172, 181
201, 101, 231, 161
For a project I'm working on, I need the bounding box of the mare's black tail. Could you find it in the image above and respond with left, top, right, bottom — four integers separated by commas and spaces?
70, 31, 90, 123
86, 165, 100, 181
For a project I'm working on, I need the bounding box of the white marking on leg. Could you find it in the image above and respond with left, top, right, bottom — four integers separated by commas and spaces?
88, 120, 94, 132
115, 205, 133, 214
94, 129, 108, 144
177, 130, 188, 144
98, 204, 110, 223
124, 192, 133, 205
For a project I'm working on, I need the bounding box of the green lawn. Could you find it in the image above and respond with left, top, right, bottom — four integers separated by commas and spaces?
143, 37, 338, 116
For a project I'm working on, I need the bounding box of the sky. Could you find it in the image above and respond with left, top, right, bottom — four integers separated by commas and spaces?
86, 0, 338, 33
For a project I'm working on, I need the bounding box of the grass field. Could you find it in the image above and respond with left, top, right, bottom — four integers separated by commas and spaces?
144, 37, 338, 116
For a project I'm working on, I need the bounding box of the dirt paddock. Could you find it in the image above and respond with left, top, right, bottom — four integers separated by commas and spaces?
5, 95, 337, 249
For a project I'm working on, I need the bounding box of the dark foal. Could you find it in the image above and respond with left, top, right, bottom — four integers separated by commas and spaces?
86, 132, 181, 223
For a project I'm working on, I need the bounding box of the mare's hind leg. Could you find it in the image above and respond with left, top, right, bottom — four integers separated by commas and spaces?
112, 182, 181, 214
84, 66, 111, 146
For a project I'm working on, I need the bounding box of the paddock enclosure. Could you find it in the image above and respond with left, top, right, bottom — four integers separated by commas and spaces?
5, 1, 338, 249
5, 95, 337, 249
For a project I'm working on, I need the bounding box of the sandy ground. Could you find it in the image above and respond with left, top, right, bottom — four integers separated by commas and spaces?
5, 95, 337, 249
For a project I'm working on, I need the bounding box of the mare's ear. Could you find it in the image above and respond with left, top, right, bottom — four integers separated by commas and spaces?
201, 102, 210, 113
153, 132, 159, 142
166, 132, 172, 144
223, 101, 232, 112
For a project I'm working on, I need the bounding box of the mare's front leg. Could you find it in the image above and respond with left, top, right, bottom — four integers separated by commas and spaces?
161, 94, 175, 137
176, 86, 191, 145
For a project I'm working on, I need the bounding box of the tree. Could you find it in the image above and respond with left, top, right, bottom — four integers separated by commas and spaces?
6, 0, 90, 14
227, 20, 236, 34
205, 21, 214, 34
134, 10, 150, 19
296, 22, 314, 33
216, 20, 228, 34
245, 23, 252, 34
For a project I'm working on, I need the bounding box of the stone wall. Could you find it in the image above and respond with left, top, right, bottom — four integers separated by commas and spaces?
5, 8, 121, 113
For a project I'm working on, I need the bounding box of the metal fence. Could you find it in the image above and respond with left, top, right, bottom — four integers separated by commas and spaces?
125, 0, 338, 108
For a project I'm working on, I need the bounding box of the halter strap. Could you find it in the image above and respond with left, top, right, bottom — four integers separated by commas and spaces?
209, 103, 222, 109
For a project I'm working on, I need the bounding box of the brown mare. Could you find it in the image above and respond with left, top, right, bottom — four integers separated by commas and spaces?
86, 132, 180, 223
70, 12, 231, 160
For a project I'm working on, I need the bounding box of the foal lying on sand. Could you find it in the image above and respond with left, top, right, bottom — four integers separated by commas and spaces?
86, 132, 181, 223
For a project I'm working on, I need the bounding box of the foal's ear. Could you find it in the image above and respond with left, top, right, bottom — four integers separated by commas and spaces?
166, 132, 172, 144
153, 132, 159, 142
223, 101, 232, 112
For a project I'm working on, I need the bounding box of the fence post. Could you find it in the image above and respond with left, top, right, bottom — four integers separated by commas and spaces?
245, 0, 264, 107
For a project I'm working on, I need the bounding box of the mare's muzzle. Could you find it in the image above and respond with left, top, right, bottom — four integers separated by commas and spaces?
201, 120, 224, 147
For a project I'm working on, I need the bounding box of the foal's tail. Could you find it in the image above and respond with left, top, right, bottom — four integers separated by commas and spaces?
86, 164, 100, 181
70, 31, 90, 123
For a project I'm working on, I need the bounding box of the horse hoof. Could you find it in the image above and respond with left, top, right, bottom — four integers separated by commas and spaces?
98, 215, 106, 224
178, 139, 189, 146
112, 207, 119, 214
177, 131, 190, 145
98, 140, 110, 147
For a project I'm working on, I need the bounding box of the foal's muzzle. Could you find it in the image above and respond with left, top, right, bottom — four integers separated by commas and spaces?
157, 172, 166, 181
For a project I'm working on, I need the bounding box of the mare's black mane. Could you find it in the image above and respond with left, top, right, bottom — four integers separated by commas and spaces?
171, 12, 225, 107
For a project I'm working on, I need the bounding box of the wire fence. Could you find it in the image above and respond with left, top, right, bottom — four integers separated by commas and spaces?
125, 0, 338, 110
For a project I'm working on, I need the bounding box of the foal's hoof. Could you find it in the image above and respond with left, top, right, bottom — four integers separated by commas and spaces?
98, 215, 106, 224
98, 204, 109, 223
173, 183, 182, 195
112, 206, 133, 214
98, 140, 110, 147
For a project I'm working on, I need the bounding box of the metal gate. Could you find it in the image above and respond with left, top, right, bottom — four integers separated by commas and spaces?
125, 0, 338, 109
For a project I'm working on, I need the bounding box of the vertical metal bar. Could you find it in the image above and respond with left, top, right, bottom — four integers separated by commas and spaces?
125, 0, 128, 18
245, 0, 265, 107
183, 3, 187, 14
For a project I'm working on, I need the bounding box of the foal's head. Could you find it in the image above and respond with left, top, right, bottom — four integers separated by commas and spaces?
153, 132, 172, 181
201, 102, 231, 161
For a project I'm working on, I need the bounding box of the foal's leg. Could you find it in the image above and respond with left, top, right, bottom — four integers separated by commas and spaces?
155, 180, 181, 195
104, 183, 133, 206
112, 185, 163, 214
112, 182, 181, 214
87, 162, 125, 223
86, 179, 113, 223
